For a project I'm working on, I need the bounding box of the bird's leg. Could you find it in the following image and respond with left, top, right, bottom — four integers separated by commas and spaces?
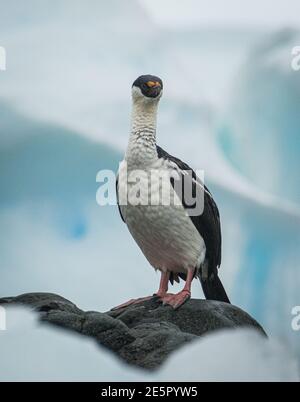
161, 268, 194, 309
111, 271, 170, 311
154, 271, 171, 298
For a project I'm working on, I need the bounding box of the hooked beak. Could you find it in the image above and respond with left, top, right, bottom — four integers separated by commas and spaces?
146, 81, 161, 88
146, 81, 162, 98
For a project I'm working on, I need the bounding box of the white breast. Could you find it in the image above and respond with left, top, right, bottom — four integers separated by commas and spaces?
118, 158, 206, 274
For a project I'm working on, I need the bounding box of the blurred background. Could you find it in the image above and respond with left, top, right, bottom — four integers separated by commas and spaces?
0, 0, 300, 380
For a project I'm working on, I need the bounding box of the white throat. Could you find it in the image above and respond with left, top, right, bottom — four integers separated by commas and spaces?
126, 94, 159, 167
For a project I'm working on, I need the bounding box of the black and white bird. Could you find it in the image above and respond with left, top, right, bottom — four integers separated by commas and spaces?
114, 74, 230, 310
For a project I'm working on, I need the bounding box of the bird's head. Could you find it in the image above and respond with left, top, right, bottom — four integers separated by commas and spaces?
132, 75, 163, 103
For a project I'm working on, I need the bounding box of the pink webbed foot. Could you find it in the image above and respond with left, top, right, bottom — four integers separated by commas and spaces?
111, 295, 155, 311
160, 289, 191, 310
154, 291, 174, 299
156, 292, 174, 301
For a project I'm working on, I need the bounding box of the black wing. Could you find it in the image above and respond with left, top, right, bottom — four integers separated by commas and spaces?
116, 174, 125, 222
156, 145, 222, 275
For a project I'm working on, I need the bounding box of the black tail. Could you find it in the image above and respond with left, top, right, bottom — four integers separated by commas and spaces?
200, 274, 230, 304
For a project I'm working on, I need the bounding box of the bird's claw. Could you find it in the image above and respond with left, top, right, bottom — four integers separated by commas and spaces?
160, 290, 190, 310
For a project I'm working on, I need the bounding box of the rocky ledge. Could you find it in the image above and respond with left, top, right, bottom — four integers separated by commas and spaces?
0, 293, 266, 370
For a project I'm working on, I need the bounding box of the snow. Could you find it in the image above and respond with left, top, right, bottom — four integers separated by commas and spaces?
1, 308, 298, 381
0, 307, 145, 381
159, 328, 299, 382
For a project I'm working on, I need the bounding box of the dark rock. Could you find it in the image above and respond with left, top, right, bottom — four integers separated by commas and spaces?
0, 292, 266, 370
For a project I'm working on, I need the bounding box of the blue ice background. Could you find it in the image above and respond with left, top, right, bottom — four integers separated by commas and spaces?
0, 0, 300, 371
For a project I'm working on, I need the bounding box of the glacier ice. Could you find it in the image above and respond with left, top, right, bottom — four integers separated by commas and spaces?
0, 0, 300, 380
218, 29, 300, 204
